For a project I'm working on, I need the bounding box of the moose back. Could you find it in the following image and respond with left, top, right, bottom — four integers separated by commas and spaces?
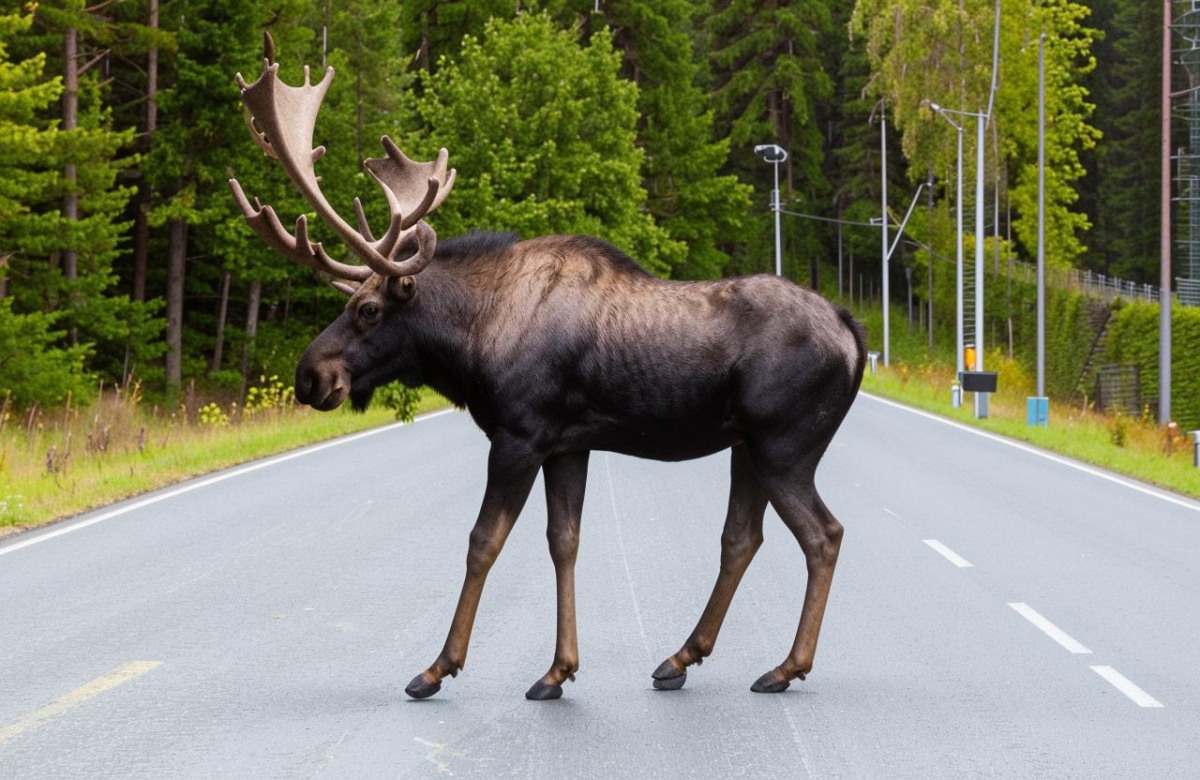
230, 44, 866, 701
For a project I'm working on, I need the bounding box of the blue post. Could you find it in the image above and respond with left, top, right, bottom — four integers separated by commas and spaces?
1026, 397, 1049, 427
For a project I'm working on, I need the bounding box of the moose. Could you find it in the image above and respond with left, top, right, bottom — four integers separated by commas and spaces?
230, 45, 866, 701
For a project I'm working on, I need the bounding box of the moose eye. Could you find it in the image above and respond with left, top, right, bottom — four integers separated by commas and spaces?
359, 303, 381, 323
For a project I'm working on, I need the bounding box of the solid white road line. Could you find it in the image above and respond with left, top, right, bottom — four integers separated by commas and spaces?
922, 539, 973, 568
862, 393, 1200, 514
0, 661, 163, 746
0, 409, 457, 558
1089, 665, 1164, 708
1008, 602, 1092, 654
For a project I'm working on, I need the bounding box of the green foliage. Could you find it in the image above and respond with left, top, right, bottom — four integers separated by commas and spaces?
398, 0, 513, 73
374, 381, 422, 423
1106, 302, 1200, 430
0, 298, 91, 408
568, 0, 753, 279
709, 0, 834, 197
0, 0, 1183, 431
409, 14, 680, 276
852, 0, 1100, 270
0, 5, 160, 405
1079, 0, 1161, 282
998, 0, 1100, 270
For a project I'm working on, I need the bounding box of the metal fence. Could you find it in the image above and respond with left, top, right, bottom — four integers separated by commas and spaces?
1004, 260, 1164, 305
1094, 365, 1142, 416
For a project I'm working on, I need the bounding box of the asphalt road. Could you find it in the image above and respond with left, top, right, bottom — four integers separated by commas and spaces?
1, 394, 1198, 779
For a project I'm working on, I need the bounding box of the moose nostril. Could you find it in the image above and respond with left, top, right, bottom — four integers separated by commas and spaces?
294, 371, 315, 404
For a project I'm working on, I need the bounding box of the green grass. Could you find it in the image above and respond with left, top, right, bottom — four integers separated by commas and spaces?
6, 348, 1195, 537
0, 388, 451, 533
862, 361, 1200, 500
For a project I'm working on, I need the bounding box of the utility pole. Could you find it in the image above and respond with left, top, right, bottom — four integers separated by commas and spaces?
1161, 0, 1174, 425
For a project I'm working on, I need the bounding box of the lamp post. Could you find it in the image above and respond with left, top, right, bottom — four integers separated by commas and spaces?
880, 109, 890, 367
931, 104, 965, 406
932, 103, 989, 416
1161, 0, 1172, 425
754, 144, 788, 277
1030, 32, 1050, 427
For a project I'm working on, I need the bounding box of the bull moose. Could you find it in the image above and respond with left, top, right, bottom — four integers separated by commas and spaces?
229, 42, 866, 701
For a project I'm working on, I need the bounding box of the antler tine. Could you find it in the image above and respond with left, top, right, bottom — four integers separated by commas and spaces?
363, 139, 456, 265
384, 220, 439, 277
353, 198, 377, 243
234, 40, 453, 278
229, 178, 372, 282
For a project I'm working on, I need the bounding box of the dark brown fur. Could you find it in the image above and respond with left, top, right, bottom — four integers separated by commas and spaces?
295, 231, 866, 699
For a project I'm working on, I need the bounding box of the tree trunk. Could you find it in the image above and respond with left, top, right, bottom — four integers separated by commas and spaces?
239, 279, 263, 399
63, 26, 78, 284
133, 0, 159, 303
211, 270, 231, 373
165, 219, 187, 391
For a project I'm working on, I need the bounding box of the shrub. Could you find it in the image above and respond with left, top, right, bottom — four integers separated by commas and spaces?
0, 299, 93, 408
375, 381, 422, 423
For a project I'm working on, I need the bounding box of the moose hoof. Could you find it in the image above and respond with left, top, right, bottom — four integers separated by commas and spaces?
750, 669, 800, 694
405, 673, 443, 700
525, 680, 564, 701
651, 659, 687, 691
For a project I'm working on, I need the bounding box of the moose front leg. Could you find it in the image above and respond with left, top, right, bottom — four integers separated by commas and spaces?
653, 444, 768, 690
405, 443, 541, 700
526, 450, 590, 701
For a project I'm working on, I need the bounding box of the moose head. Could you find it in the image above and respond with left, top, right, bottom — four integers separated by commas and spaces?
229, 39, 454, 411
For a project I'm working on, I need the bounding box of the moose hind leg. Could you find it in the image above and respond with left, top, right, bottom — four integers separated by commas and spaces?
526, 451, 590, 701
750, 471, 843, 694
653, 444, 768, 691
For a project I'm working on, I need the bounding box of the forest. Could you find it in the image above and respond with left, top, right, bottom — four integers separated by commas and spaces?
0, 0, 1171, 410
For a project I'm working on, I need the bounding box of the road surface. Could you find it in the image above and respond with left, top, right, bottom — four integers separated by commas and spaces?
1, 394, 1198, 778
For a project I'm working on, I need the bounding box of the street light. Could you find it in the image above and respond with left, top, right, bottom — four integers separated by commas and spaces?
931, 102, 989, 417
931, 103, 965, 407
873, 103, 891, 367
755, 144, 788, 277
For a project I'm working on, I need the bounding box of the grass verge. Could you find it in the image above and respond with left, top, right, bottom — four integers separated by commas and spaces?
862, 359, 1200, 501
1, 387, 450, 535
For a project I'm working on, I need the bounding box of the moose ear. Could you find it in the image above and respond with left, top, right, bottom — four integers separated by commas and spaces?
330, 280, 357, 297
389, 275, 416, 302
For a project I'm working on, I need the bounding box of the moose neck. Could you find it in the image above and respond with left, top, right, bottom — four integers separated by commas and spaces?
397, 237, 515, 410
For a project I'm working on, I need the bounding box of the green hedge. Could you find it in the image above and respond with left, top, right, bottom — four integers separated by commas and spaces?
918, 257, 1102, 399
1106, 301, 1200, 429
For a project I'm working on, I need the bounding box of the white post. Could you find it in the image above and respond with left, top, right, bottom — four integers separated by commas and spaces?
772, 160, 783, 277
955, 125, 964, 393
1029, 33, 1049, 428
1038, 33, 1047, 400
974, 110, 987, 418
882, 112, 890, 367
1161, 0, 1173, 425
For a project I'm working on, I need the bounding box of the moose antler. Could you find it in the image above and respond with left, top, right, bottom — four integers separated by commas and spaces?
228, 36, 455, 282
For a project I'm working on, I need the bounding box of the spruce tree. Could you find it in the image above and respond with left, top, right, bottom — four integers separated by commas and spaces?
1080, 0, 1162, 281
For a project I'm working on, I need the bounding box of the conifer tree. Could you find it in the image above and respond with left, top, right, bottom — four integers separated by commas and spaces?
551, 0, 754, 279
2, 1, 161, 391
706, 0, 837, 278
1080, 0, 1162, 281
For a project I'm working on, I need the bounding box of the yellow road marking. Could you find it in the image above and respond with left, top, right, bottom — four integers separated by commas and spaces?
0, 661, 163, 746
